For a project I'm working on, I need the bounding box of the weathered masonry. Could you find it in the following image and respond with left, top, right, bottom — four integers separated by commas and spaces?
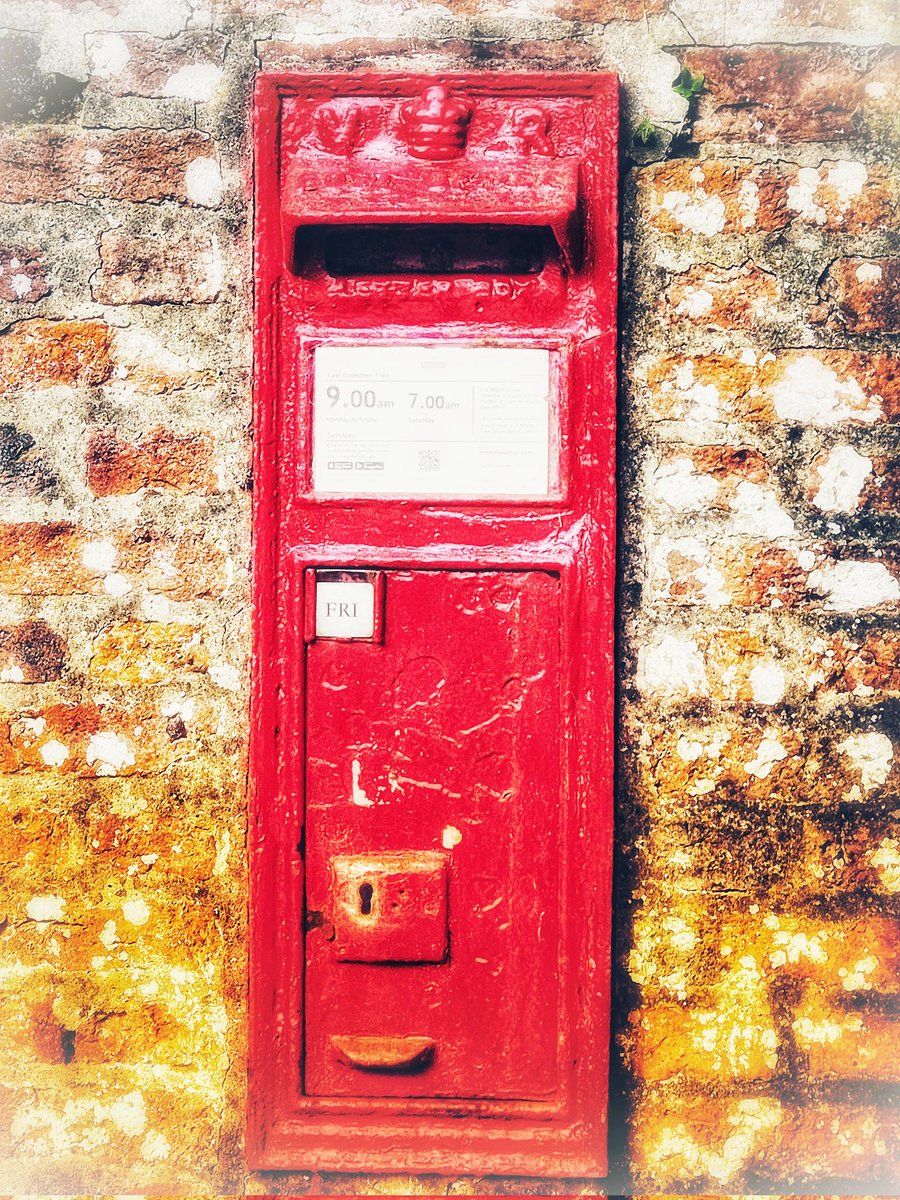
0, 0, 897, 1195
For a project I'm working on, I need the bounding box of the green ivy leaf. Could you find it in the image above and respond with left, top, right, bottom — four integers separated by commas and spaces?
672, 66, 705, 99
633, 118, 659, 145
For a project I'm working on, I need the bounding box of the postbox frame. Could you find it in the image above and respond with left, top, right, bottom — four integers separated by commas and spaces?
250, 71, 618, 1177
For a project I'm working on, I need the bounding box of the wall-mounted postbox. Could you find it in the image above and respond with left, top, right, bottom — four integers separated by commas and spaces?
250, 72, 618, 1177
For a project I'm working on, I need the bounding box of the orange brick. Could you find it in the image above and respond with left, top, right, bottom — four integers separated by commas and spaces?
0, 247, 50, 303
785, 162, 898, 232
552, 0, 668, 18
632, 1089, 898, 1188
89, 621, 209, 686
86, 30, 226, 98
0, 524, 229, 601
0, 320, 114, 392
92, 231, 223, 305
643, 160, 788, 235
815, 257, 900, 333
1, 701, 191, 776
636, 715, 898, 811
805, 631, 900, 696
0, 127, 220, 206
793, 987, 900, 1079
633, 969, 779, 1082
0, 621, 66, 683
650, 540, 811, 608
85, 428, 218, 496
664, 263, 782, 329
682, 45, 898, 142
644, 350, 899, 425
643, 157, 896, 236
650, 445, 772, 514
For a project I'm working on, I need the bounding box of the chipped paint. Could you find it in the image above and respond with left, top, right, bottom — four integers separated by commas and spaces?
350, 758, 374, 807
441, 825, 462, 848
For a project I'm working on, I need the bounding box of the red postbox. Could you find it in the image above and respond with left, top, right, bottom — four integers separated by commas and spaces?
250, 72, 618, 1176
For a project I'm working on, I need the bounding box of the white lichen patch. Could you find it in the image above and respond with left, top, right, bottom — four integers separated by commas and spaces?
676, 735, 705, 762
771, 356, 882, 425
184, 157, 224, 207
787, 166, 829, 224
141, 1130, 172, 1161
768, 929, 828, 968
162, 63, 223, 102
812, 444, 873, 513
25, 895, 66, 922
869, 838, 900, 892
667, 916, 698, 953
744, 732, 788, 779
675, 287, 714, 318
840, 954, 879, 991
727, 480, 795, 537
856, 261, 883, 285
86, 731, 136, 776
837, 731, 893, 794
793, 1011, 863, 1045
651, 455, 720, 511
86, 33, 131, 79
748, 661, 785, 705
808, 562, 900, 611
103, 572, 132, 597
736, 177, 760, 228
660, 188, 727, 236
121, 895, 151, 926
82, 539, 118, 574
636, 633, 708, 699
209, 662, 240, 690
99, 919, 119, 948
39, 739, 70, 767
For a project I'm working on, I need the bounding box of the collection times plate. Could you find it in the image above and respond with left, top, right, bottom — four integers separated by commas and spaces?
312, 345, 553, 498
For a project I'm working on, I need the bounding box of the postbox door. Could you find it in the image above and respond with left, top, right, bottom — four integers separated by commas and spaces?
304, 568, 562, 1100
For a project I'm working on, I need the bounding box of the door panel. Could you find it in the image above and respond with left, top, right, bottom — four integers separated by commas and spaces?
304, 569, 561, 1099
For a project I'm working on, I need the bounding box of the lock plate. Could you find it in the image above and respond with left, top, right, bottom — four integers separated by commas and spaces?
330, 852, 449, 963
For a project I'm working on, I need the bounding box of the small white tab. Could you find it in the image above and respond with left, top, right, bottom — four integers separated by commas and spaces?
316, 579, 376, 639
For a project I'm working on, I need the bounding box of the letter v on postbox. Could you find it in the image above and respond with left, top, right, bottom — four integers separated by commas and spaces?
250, 72, 618, 1176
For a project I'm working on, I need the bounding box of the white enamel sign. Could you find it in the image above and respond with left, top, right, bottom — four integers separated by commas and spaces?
315, 579, 376, 639
312, 345, 553, 498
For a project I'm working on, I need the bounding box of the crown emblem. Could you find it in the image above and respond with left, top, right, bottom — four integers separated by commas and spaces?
399, 85, 473, 160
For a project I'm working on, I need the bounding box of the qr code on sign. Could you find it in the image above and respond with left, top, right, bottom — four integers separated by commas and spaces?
418, 449, 440, 473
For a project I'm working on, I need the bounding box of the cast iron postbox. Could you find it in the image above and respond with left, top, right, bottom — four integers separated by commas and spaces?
250, 72, 617, 1177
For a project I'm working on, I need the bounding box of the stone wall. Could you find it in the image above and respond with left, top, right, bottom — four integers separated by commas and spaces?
0, 0, 896, 1193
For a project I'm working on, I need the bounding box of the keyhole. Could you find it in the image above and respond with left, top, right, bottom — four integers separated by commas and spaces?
358, 882, 374, 916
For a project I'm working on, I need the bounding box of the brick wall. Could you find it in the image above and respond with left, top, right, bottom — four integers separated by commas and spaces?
0, 0, 896, 1194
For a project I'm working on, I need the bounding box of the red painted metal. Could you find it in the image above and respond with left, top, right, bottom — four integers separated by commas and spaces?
250, 71, 618, 1177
